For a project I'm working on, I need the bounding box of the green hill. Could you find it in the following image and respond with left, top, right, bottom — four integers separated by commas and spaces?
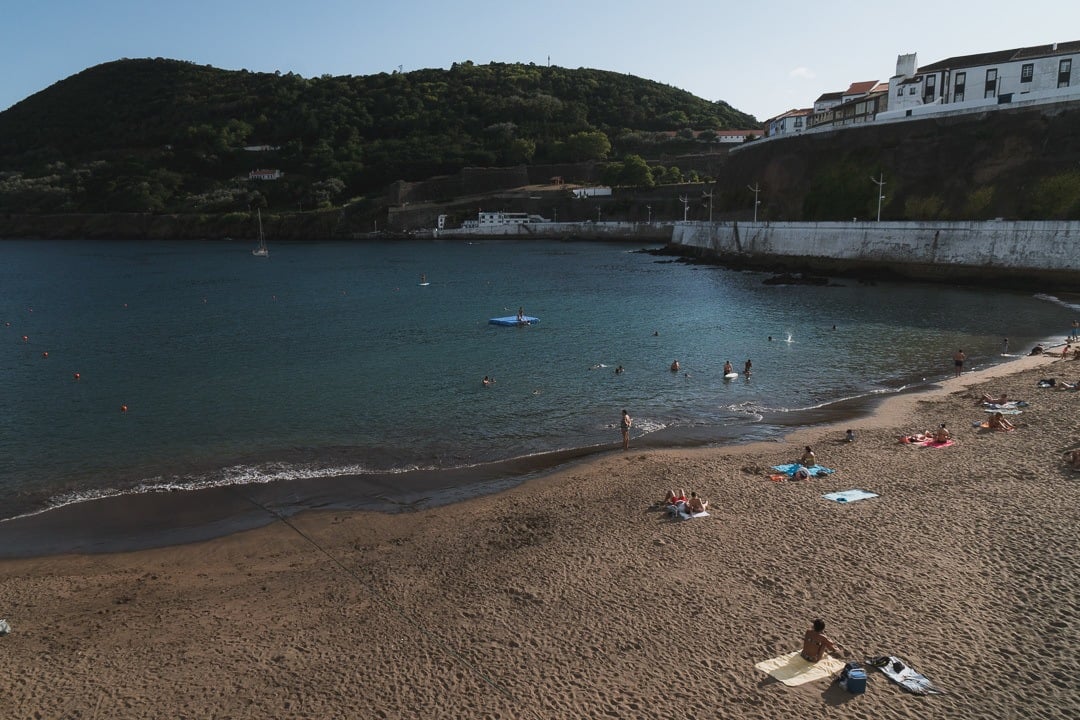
0, 58, 757, 214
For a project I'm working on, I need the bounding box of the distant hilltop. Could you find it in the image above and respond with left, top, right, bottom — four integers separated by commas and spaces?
0, 58, 756, 217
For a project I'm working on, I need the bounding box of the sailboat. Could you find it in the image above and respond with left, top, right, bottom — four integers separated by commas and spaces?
252, 209, 269, 257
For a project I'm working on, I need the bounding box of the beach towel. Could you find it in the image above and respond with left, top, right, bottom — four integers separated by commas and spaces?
823, 489, 879, 503
676, 510, 710, 520
900, 434, 954, 448
771, 463, 835, 477
982, 407, 1022, 415
983, 401, 1028, 409
0, 619, 9, 635
869, 656, 945, 695
755, 651, 845, 686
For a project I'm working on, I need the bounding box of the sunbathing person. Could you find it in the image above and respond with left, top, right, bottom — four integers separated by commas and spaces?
685, 492, 708, 514
934, 424, 951, 443
988, 412, 1015, 431
664, 489, 688, 511
979, 392, 1008, 405
799, 446, 817, 467
801, 619, 838, 662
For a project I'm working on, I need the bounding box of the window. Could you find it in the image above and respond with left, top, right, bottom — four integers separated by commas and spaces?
984, 68, 997, 99
897, 87, 903, 97
1021, 63, 1033, 83
1060, 58, 1073, 88
924, 74, 936, 102
909, 86, 916, 95
955, 72, 966, 102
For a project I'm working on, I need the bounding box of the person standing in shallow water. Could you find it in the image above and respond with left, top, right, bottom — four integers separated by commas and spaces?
953, 349, 966, 377
620, 409, 632, 450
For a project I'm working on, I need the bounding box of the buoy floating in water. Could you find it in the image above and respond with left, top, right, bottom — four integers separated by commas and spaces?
22, 335, 28, 342
120, 404, 128, 413
74, 372, 81, 380
41, 351, 48, 359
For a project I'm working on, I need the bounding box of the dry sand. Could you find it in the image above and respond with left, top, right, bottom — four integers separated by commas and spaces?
2, 353, 1078, 719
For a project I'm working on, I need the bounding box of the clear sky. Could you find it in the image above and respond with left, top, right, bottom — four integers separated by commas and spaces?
3, 0, 1078, 122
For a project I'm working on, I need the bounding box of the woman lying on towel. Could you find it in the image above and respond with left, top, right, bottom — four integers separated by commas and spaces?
664, 489, 688, 514
900, 432, 933, 444
979, 392, 1008, 405
664, 489, 687, 505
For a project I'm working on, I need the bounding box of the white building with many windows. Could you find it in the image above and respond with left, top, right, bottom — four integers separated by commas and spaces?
765, 108, 812, 137
878, 41, 1080, 122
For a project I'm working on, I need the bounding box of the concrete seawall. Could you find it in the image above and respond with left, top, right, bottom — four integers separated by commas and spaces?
670, 220, 1080, 289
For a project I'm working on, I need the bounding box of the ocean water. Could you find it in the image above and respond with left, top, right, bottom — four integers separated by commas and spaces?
1, 238, 1075, 523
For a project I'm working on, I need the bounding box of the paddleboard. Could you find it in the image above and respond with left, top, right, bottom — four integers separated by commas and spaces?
489, 316, 540, 326
724, 372, 739, 379
419, 282, 430, 286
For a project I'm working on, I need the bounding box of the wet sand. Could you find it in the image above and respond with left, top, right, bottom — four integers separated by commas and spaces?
1, 352, 1077, 718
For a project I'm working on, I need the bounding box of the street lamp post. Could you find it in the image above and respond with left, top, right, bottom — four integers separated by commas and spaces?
646, 204, 651, 224
747, 183, 761, 222
871, 173, 886, 221
678, 195, 689, 222
702, 189, 713, 222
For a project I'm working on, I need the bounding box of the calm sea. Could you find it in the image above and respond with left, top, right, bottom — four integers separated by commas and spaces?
1, 238, 1075, 525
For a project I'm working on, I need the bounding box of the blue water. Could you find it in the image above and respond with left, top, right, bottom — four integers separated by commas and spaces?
1, 238, 1075, 521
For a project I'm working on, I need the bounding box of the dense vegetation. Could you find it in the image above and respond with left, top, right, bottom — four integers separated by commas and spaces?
0, 58, 757, 214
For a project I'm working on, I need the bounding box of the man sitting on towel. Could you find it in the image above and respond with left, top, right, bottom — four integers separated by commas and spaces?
801, 619, 838, 662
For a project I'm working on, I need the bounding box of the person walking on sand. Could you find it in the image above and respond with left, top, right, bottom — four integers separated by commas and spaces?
620, 409, 632, 450
953, 349, 966, 377
801, 619, 839, 662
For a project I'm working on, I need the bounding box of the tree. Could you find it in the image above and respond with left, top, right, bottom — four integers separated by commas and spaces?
564, 131, 611, 161
617, 155, 654, 187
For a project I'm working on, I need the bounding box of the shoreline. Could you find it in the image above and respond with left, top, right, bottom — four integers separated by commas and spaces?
0, 344, 1067, 559
0, 347, 1052, 559
1, 345, 1077, 717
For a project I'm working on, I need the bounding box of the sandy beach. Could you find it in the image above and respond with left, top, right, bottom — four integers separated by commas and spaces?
1, 352, 1077, 719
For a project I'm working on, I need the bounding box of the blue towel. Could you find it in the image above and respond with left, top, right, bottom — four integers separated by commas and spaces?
823, 489, 878, 503
771, 463, 835, 477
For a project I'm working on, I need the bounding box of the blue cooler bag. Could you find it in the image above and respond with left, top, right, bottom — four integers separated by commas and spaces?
845, 667, 867, 694
840, 662, 867, 694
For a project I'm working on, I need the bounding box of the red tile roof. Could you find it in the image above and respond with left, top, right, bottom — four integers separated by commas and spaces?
844, 80, 878, 95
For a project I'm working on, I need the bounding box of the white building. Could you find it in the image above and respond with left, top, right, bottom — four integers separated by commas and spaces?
879, 41, 1080, 122
765, 108, 812, 137
248, 169, 283, 181
461, 212, 550, 229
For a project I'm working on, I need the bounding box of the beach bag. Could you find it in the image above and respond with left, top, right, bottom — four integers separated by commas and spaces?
839, 662, 867, 694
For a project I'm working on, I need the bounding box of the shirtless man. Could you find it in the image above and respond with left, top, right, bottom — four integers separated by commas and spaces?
801, 619, 838, 662
620, 409, 632, 450
988, 412, 1015, 431
685, 492, 708, 514
670, 359, 680, 372
953, 349, 966, 377
723, 360, 734, 375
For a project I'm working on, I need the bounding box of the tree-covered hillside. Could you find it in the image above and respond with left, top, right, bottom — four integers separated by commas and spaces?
0, 58, 757, 214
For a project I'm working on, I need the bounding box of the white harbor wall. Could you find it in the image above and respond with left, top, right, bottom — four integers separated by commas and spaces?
670, 220, 1080, 283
